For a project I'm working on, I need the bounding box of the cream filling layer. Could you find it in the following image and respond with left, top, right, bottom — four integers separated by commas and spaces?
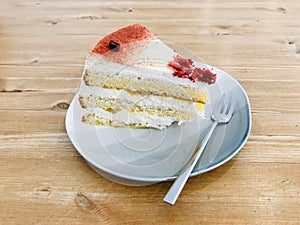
84, 108, 177, 130
79, 81, 204, 115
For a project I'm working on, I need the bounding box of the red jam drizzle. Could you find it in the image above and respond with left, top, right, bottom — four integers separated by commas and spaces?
168, 55, 217, 84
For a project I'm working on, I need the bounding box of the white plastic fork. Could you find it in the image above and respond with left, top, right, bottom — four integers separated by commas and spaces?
163, 95, 236, 205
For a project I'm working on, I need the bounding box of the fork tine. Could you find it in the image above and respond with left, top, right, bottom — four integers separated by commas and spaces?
226, 99, 236, 118
214, 95, 225, 113
222, 95, 231, 114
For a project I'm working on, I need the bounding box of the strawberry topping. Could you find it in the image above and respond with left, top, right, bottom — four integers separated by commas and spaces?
168, 55, 217, 84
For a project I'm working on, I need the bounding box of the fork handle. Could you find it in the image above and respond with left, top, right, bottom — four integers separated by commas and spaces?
163, 121, 218, 205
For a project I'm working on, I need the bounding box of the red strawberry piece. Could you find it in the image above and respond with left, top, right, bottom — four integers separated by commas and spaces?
168, 61, 182, 70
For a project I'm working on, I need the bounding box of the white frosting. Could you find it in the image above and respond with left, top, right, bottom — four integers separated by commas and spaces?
85, 39, 210, 90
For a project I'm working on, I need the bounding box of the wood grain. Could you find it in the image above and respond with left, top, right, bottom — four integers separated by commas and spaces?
0, 0, 299, 224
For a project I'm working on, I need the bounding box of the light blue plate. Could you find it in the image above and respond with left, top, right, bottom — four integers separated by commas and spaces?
66, 66, 251, 186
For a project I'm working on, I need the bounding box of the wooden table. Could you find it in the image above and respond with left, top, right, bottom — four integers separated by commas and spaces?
1, 0, 299, 224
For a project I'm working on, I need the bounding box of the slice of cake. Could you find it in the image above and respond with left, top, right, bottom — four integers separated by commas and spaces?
78, 24, 217, 129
